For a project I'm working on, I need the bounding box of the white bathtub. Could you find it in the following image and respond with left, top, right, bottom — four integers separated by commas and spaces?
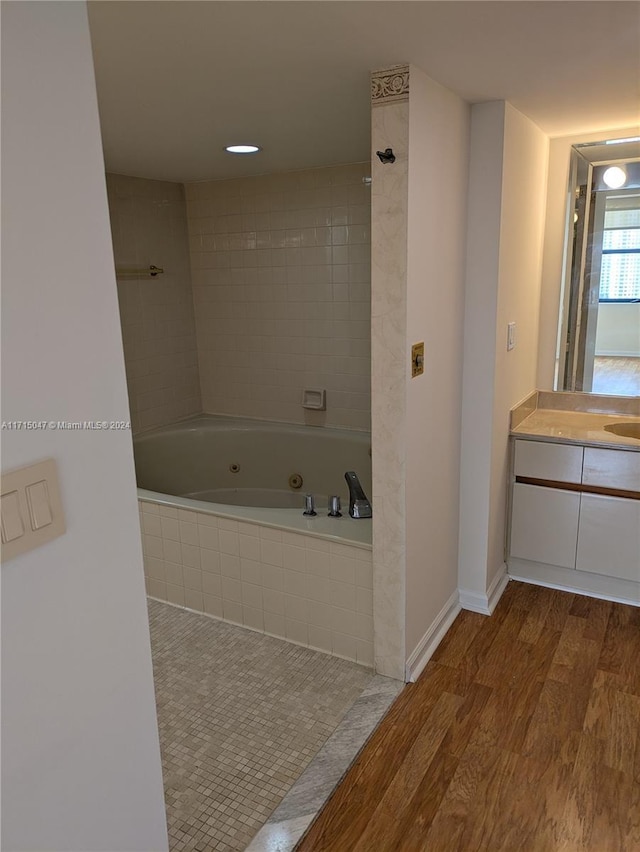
135, 416, 374, 665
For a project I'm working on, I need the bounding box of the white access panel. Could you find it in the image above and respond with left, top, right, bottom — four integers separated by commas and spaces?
576, 493, 640, 583
514, 440, 584, 484
510, 482, 580, 569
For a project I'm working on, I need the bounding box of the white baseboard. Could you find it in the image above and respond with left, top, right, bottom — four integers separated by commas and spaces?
405, 590, 461, 683
508, 559, 640, 607
459, 565, 509, 615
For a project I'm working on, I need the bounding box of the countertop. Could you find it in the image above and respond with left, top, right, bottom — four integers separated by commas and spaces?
510, 391, 640, 451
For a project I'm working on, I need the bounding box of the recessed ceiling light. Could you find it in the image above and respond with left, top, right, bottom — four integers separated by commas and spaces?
225, 144, 261, 154
602, 166, 627, 189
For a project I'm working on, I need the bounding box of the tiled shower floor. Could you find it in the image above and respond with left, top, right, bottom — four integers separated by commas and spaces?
148, 599, 374, 852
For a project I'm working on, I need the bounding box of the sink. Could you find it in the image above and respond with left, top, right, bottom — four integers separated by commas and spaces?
604, 422, 640, 440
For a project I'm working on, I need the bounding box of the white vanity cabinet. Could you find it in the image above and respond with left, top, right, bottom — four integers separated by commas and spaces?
509, 438, 640, 592
510, 483, 581, 568
510, 442, 583, 568
576, 493, 640, 582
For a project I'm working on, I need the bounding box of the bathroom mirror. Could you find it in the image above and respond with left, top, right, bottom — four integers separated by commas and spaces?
556, 136, 640, 396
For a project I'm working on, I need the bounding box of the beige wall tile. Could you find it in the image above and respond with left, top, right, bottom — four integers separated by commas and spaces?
165, 562, 183, 587
262, 588, 284, 615
203, 594, 223, 618
106, 173, 201, 433
198, 525, 219, 551
184, 589, 203, 612
264, 611, 285, 637
162, 538, 182, 564
285, 618, 308, 645
139, 503, 371, 664
242, 606, 264, 632
185, 163, 371, 429
145, 578, 167, 599
201, 548, 221, 573
332, 631, 357, 661
183, 567, 202, 591
166, 583, 185, 607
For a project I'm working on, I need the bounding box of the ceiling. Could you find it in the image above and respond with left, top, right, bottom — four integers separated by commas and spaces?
88, 1, 640, 184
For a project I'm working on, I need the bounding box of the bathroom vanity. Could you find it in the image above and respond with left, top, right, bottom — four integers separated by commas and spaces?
507, 392, 640, 604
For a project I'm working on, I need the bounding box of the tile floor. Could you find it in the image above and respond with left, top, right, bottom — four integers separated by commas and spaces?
148, 599, 374, 852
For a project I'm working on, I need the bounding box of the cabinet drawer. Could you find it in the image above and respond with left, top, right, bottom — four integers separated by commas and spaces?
576, 493, 640, 583
510, 482, 580, 569
583, 448, 640, 493
514, 440, 583, 484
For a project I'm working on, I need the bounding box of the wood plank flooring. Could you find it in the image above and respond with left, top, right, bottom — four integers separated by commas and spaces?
295, 582, 640, 851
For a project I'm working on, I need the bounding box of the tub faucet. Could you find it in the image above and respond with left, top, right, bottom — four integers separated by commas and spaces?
344, 471, 372, 519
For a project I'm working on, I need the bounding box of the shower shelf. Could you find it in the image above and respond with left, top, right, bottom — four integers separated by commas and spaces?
116, 265, 164, 279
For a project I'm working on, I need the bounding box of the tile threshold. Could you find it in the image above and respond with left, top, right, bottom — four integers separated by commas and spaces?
245, 674, 403, 852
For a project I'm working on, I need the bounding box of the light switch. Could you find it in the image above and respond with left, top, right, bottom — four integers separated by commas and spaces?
1, 458, 65, 561
26, 480, 53, 530
507, 322, 516, 351
1, 490, 25, 542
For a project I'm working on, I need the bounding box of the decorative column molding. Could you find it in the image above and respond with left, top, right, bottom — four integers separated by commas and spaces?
371, 65, 410, 106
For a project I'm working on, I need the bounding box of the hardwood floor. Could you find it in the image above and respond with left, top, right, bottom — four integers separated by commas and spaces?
295, 582, 640, 851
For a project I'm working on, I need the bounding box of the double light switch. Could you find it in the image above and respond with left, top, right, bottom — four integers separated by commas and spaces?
1, 458, 66, 561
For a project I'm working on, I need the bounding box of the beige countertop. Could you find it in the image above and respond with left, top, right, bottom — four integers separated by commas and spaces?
510, 391, 640, 451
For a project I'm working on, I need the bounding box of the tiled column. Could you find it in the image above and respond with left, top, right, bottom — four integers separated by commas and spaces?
370, 66, 409, 680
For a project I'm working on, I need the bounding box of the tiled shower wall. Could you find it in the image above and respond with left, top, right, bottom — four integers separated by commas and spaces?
107, 174, 201, 432
185, 162, 371, 430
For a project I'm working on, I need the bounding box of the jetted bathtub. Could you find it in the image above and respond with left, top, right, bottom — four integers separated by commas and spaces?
135, 415, 374, 664
134, 414, 372, 514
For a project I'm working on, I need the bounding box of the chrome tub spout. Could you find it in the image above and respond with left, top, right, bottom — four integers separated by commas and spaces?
344, 471, 372, 519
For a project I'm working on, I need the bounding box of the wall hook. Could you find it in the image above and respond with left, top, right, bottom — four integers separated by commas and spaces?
376, 148, 396, 164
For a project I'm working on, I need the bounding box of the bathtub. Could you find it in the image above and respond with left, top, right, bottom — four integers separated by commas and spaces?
135, 415, 374, 666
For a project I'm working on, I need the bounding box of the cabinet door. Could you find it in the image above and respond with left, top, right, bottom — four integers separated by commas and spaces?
576, 493, 640, 582
510, 483, 580, 569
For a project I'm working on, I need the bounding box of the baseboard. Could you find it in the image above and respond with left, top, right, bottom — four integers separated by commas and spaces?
508, 559, 640, 607
405, 590, 461, 683
459, 565, 509, 616
595, 350, 640, 358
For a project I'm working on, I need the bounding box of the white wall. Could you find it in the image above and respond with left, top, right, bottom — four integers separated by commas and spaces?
405, 68, 470, 661
459, 102, 548, 606
458, 102, 504, 604
595, 303, 640, 357
487, 104, 549, 588
537, 124, 640, 388
1, 4, 168, 850
370, 64, 470, 679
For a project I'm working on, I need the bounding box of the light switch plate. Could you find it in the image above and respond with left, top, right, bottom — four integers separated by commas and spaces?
411, 342, 425, 377
507, 322, 516, 351
1, 458, 65, 561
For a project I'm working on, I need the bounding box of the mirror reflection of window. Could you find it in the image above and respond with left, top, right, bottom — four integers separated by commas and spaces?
592, 173, 640, 395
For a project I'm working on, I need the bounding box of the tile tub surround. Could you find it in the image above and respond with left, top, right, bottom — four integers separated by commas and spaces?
106, 173, 201, 433
148, 599, 375, 852
185, 162, 371, 430
140, 501, 374, 666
